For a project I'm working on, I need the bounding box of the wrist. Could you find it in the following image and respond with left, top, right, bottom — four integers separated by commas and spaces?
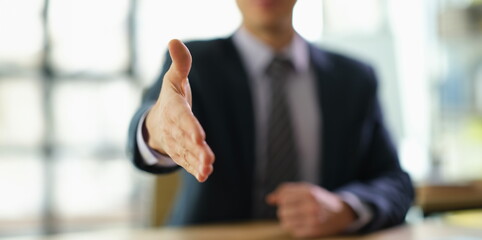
331, 195, 357, 233
340, 201, 357, 224
144, 107, 168, 155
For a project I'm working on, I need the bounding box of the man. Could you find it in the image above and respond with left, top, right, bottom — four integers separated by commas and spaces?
128, 0, 414, 238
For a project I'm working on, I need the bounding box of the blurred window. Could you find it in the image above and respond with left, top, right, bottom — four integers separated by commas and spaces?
2, 0, 480, 237
0, 0, 325, 236
433, 0, 482, 182
0, 0, 141, 236
48, 0, 130, 74
0, 0, 44, 70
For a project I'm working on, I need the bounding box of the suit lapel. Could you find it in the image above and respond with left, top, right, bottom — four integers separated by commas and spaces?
309, 45, 339, 189
219, 40, 339, 190
220, 37, 256, 189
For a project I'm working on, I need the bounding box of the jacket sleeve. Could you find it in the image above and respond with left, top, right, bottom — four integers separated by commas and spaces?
336, 67, 415, 233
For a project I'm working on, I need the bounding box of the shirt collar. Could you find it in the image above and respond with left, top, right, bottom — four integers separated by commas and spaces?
232, 27, 310, 77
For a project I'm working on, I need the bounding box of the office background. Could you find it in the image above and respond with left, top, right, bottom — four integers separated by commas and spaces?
0, 0, 481, 237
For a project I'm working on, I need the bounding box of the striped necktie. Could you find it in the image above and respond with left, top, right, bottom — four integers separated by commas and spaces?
257, 55, 300, 219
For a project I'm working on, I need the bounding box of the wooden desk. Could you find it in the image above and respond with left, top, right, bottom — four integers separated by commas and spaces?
417, 180, 482, 215
5, 221, 482, 240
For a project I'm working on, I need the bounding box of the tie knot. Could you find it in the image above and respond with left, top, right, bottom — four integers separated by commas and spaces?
266, 55, 294, 80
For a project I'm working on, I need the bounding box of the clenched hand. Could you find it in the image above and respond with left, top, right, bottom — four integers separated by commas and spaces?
267, 183, 356, 238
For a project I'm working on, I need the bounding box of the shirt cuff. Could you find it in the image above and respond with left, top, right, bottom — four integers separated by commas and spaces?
338, 191, 373, 233
136, 107, 177, 167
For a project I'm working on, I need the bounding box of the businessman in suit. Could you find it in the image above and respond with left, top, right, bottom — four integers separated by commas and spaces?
128, 0, 414, 238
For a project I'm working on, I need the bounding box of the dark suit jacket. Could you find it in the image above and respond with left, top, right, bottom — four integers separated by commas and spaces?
128, 37, 414, 233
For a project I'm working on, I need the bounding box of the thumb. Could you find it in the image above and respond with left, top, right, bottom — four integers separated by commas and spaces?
167, 39, 192, 82
266, 192, 279, 205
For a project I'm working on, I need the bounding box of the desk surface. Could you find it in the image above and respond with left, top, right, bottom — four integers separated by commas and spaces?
417, 181, 482, 215
6, 221, 482, 240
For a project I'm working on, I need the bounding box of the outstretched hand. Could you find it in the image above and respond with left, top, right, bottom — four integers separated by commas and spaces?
145, 39, 215, 182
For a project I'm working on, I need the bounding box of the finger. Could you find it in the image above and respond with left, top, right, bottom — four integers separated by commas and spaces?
276, 188, 311, 208
266, 192, 279, 205
167, 39, 192, 81
281, 215, 305, 231
280, 212, 308, 236
199, 141, 215, 168
266, 182, 297, 205
272, 182, 301, 197
195, 141, 215, 182
165, 133, 214, 180
198, 162, 213, 182
180, 148, 210, 183
164, 101, 208, 151
171, 104, 206, 145
170, 107, 215, 166
176, 147, 211, 183
278, 204, 304, 220
161, 97, 215, 182
171, 142, 198, 172
278, 194, 305, 207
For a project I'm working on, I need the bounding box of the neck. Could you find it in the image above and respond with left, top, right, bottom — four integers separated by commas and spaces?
243, 21, 295, 51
